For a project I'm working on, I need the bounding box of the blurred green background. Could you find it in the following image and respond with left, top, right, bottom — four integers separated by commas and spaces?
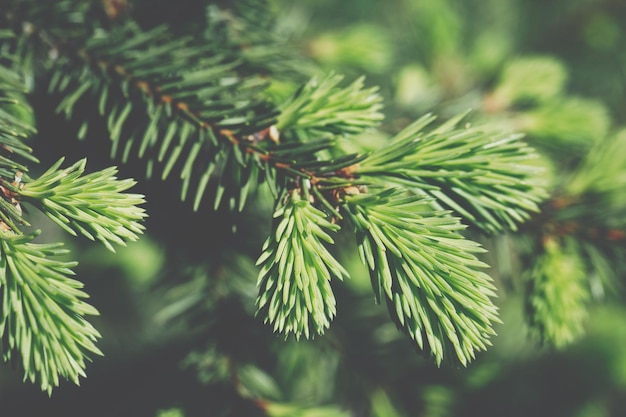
2, 0, 626, 416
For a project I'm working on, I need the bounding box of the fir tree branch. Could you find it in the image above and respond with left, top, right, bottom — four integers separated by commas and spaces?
276, 73, 384, 139
0, 59, 37, 233
20, 17, 382, 211
251, 112, 542, 362
39, 21, 275, 210
357, 114, 547, 233
0, 49, 146, 392
17, 158, 146, 252
256, 188, 348, 339
3, 1, 562, 380
343, 189, 499, 365
0, 231, 102, 394
526, 237, 589, 348
205, 1, 317, 80
0, 51, 41, 226
566, 128, 626, 197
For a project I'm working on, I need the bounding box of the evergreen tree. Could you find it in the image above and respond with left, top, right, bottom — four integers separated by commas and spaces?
1, 1, 625, 416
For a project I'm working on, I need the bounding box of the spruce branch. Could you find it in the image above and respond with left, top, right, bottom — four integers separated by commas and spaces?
526, 237, 589, 348
0, 61, 37, 233
276, 73, 384, 138
2, 0, 566, 389
533, 129, 626, 301
6, 8, 386, 213
0, 61, 35, 149
566, 128, 626, 197
343, 189, 499, 365
251, 111, 543, 364
523, 124, 626, 330
41, 21, 278, 211
18, 158, 146, 252
357, 114, 547, 233
489, 56, 568, 106
2, 50, 146, 250
0, 51, 147, 392
0, 231, 102, 394
256, 188, 348, 339
206, 0, 317, 80
44, 19, 385, 211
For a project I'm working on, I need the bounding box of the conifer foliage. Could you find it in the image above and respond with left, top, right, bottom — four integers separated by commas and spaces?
0, 33, 145, 393
3, 0, 592, 405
